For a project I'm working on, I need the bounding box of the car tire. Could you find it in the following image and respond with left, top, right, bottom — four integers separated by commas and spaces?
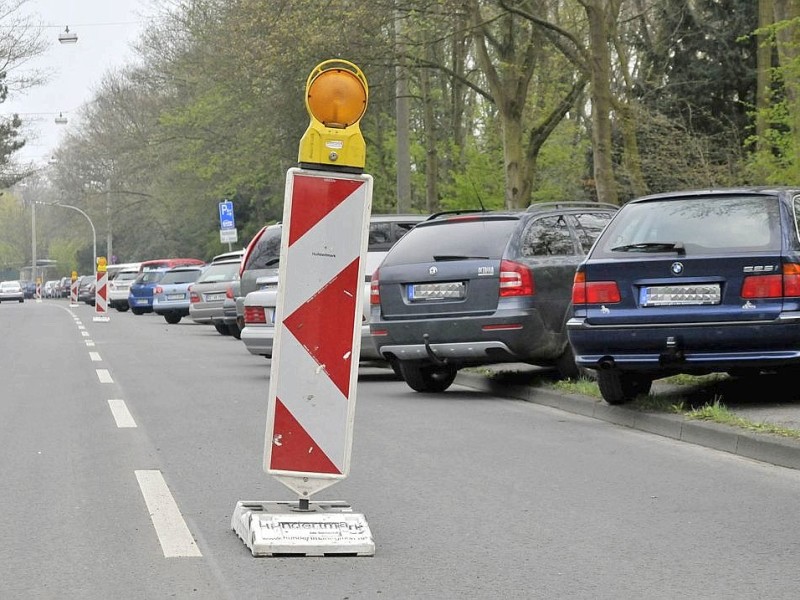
131, 308, 145, 315
214, 322, 230, 335
597, 370, 652, 405
398, 361, 458, 393
228, 323, 242, 339
164, 314, 181, 324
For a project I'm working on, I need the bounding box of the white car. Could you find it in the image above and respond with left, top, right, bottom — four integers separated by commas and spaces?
0, 280, 25, 303
108, 267, 141, 312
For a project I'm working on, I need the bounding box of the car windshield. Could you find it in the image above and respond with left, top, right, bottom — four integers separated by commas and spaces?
597, 195, 781, 255
197, 261, 240, 283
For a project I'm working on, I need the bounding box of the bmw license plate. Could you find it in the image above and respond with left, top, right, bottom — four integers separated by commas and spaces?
205, 293, 226, 302
639, 283, 721, 306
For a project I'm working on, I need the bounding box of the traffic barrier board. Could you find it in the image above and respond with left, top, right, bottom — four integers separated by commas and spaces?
264, 167, 372, 498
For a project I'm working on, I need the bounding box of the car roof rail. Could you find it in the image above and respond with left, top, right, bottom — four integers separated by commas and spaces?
425, 208, 489, 221
526, 201, 619, 212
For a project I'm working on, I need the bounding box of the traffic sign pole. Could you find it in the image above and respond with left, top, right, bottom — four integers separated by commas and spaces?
232, 59, 375, 557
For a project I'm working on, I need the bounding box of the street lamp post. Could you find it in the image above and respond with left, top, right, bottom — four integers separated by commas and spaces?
36, 202, 97, 274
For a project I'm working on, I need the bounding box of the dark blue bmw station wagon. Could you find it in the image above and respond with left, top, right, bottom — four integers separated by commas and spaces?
568, 187, 800, 405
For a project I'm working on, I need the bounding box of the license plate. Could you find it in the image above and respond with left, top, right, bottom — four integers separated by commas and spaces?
408, 281, 466, 301
205, 293, 226, 302
167, 293, 185, 300
134, 298, 148, 305
639, 283, 721, 306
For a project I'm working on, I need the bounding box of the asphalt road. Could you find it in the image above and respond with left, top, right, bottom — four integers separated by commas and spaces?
3, 299, 800, 599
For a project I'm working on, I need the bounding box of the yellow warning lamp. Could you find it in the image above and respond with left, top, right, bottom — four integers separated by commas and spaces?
71, 270, 78, 282
97, 256, 107, 273
298, 59, 368, 173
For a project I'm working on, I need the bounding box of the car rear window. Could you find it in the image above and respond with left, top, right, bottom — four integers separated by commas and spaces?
595, 195, 781, 256
381, 217, 518, 266
160, 269, 202, 285
197, 261, 240, 283
243, 226, 282, 271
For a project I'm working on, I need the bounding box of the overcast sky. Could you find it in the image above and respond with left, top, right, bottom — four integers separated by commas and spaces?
4, 0, 157, 166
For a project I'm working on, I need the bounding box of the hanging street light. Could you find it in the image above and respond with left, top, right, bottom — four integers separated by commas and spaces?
58, 26, 78, 44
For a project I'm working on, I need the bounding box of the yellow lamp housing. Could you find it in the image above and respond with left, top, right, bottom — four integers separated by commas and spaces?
97, 256, 107, 272
298, 59, 368, 173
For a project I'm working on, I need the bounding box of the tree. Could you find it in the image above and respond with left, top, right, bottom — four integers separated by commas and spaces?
0, 0, 48, 186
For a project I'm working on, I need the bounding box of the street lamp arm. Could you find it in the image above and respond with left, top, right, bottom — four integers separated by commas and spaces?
36, 201, 97, 274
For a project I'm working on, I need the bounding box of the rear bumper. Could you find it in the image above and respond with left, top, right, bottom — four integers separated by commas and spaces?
371, 310, 553, 365
567, 315, 800, 371
241, 325, 274, 357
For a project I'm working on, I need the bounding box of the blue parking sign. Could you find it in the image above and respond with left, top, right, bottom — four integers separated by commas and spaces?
219, 200, 235, 230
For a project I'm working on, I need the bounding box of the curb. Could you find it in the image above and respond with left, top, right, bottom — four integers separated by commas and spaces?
455, 371, 800, 471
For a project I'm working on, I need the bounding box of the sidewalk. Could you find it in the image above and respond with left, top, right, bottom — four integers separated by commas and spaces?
454, 365, 800, 471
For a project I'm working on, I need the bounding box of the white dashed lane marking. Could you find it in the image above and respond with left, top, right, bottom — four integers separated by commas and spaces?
135, 470, 202, 558
89, 352, 102, 362
96, 369, 113, 383
108, 399, 136, 428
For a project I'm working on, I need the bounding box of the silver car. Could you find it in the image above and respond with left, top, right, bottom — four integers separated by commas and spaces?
188, 258, 241, 333
0, 280, 25, 303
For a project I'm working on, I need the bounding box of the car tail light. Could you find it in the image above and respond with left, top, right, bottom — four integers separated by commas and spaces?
571, 271, 621, 304
370, 270, 380, 305
244, 305, 267, 324
783, 263, 800, 297
498, 259, 533, 297
741, 265, 800, 299
226, 285, 235, 299
741, 274, 782, 298
189, 290, 200, 303
154, 286, 163, 294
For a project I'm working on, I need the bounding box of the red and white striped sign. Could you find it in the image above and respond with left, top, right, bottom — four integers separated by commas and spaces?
264, 167, 373, 498
70, 279, 79, 304
94, 271, 108, 317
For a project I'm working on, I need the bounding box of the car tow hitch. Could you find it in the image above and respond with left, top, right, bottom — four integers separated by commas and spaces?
423, 333, 448, 366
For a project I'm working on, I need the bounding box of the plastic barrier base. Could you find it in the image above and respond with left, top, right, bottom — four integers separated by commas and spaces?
231, 500, 374, 557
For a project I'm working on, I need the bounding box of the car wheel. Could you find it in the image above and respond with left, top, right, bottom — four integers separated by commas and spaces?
398, 361, 458, 393
228, 323, 242, 339
214, 322, 231, 335
164, 314, 181, 324
131, 308, 144, 315
596, 370, 652, 405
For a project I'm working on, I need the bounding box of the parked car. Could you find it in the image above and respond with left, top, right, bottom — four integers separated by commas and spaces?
235, 214, 428, 342
43, 280, 59, 298
108, 267, 141, 312
567, 186, 800, 405
215, 279, 242, 339
77, 275, 96, 305
240, 287, 277, 357
20, 280, 35, 299
57, 276, 72, 298
369, 202, 619, 392
152, 265, 205, 324
0, 280, 24, 302
188, 257, 242, 333
128, 269, 168, 315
